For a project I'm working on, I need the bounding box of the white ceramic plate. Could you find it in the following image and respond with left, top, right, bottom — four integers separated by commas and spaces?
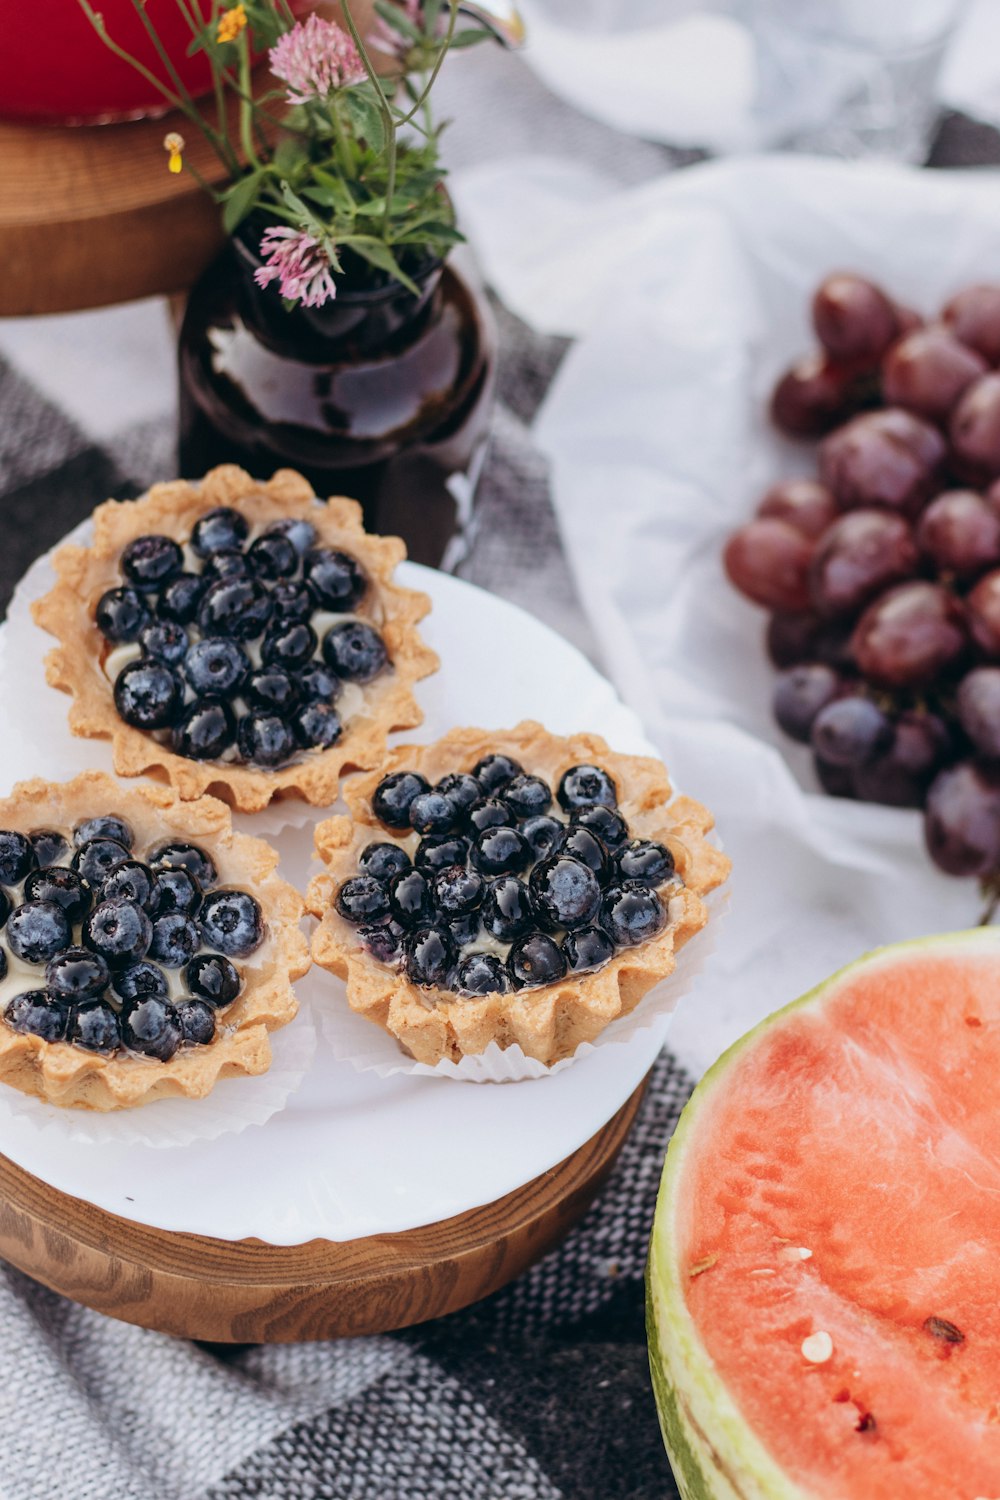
0, 554, 677, 1244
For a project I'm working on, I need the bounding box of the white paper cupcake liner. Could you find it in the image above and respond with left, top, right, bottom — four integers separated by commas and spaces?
315, 884, 728, 1083
0, 996, 317, 1149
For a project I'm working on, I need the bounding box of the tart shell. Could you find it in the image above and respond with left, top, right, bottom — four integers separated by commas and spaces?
0, 772, 310, 1111
308, 722, 730, 1068
32, 465, 439, 813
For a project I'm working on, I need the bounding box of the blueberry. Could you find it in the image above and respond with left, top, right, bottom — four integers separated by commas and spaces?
121, 534, 183, 591
74, 815, 133, 850
481, 875, 535, 941
291, 701, 342, 750
271, 580, 315, 622
322, 622, 388, 683
467, 798, 514, 835
560, 826, 609, 879
100, 860, 155, 910
473, 754, 523, 795
184, 637, 250, 696
299, 662, 342, 703
433, 864, 484, 917
247, 667, 300, 714
529, 856, 602, 930
185, 953, 241, 1008
447, 912, 481, 948
503, 774, 552, 820
83, 898, 153, 968
359, 920, 405, 965
202, 550, 249, 584
0, 949, 7, 981
140, 620, 189, 666
507, 933, 566, 989
268, 516, 317, 555
601, 883, 666, 947
121, 995, 182, 1061
434, 773, 481, 813
247, 532, 298, 580
0, 830, 37, 885
237, 711, 296, 768
174, 698, 237, 761
46, 947, 111, 1000
409, 792, 459, 837
471, 826, 530, 877
359, 842, 412, 882
387, 868, 436, 928
198, 577, 272, 640
563, 925, 615, 974
29, 829, 69, 867
454, 952, 509, 997
337, 876, 390, 926
72, 838, 129, 887
25, 867, 92, 923
304, 548, 367, 610
0, 890, 10, 929
159, 573, 207, 625
149, 842, 217, 887
112, 960, 169, 1002
415, 835, 470, 872
149, 868, 201, 919
8, 901, 71, 963
5, 990, 69, 1043
616, 839, 674, 887
149, 913, 202, 968
191, 506, 249, 558
114, 660, 184, 730
521, 815, 566, 860
199, 889, 265, 957
403, 925, 455, 987
96, 587, 149, 644
571, 805, 629, 851
558, 764, 618, 811
69, 1000, 121, 1054
373, 771, 429, 829
177, 998, 216, 1045
261, 620, 317, 669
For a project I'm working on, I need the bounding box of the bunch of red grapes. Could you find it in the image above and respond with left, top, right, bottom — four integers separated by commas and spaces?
725, 272, 1000, 883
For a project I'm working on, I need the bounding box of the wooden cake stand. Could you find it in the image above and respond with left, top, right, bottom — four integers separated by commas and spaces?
0, 1079, 645, 1342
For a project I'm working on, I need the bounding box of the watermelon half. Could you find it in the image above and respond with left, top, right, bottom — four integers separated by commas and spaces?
647, 929, 1000, 1500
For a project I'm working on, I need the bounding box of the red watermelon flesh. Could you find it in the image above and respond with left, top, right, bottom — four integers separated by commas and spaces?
658, 933, 1000, 1499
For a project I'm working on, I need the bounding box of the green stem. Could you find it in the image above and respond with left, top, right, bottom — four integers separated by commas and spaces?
393, 0, 457, 128
237, 29, 262, 170
340, 0, 397, 240
328, 98, 355, 180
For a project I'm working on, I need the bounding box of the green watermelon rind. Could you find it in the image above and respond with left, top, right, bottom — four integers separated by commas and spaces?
646, 927, 1000, 1500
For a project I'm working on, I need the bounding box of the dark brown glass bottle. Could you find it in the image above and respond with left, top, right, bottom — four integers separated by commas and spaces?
178, 235, 497, 567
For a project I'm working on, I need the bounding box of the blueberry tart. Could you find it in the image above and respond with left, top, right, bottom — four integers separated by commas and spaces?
308, 723, 729, 1067
0, 773, 309, 1109
33, 466, 438, 812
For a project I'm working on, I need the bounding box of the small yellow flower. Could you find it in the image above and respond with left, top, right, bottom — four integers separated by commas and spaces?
217, 4, 247, 43
163, 132, 185, 174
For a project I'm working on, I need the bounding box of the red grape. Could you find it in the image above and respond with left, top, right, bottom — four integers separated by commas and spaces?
770, 354, 873, 438
723, 520, 813, 612
773, 664, 841, 742
892, 303, 924, 339
850, 581, 967, 688
766, 611, 824, 668
814, 755, 857, 798
756, 478, 839, 539
924, 760, 1000, 876
881, 326, 987, 424
819, 408, 947, 516
854, 710, 952, 808
811, 695, 893, 767
809, 509, 919, 619
966, 569, 1000, 656
942, 284, 1000, 364
956, 668, 1000, 760
915, 489, 1000, 582
949, 373, 1000, 485
812, 273, 898, 365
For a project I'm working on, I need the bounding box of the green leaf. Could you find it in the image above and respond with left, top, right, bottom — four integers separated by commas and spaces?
448, 28, 492, 47
221, 170, 264, 233
374, 0, 422, 40
341, 236, 420, 295
273, 137, 309, 177
343, 88, 387, 155
311, 168, 358, 215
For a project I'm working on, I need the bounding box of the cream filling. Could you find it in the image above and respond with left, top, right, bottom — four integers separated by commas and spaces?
100, 521, 385, 763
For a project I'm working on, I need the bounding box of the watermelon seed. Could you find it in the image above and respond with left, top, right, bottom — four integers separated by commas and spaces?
801, 1331, 834, 1363
923, 1315, 965, 1344
782, 1245, 813, 1262
688, 1254, 717, 1278
855, 1412, 877, 1434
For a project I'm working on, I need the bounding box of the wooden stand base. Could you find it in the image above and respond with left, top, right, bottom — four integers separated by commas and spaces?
0, 1079, 646, 1342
